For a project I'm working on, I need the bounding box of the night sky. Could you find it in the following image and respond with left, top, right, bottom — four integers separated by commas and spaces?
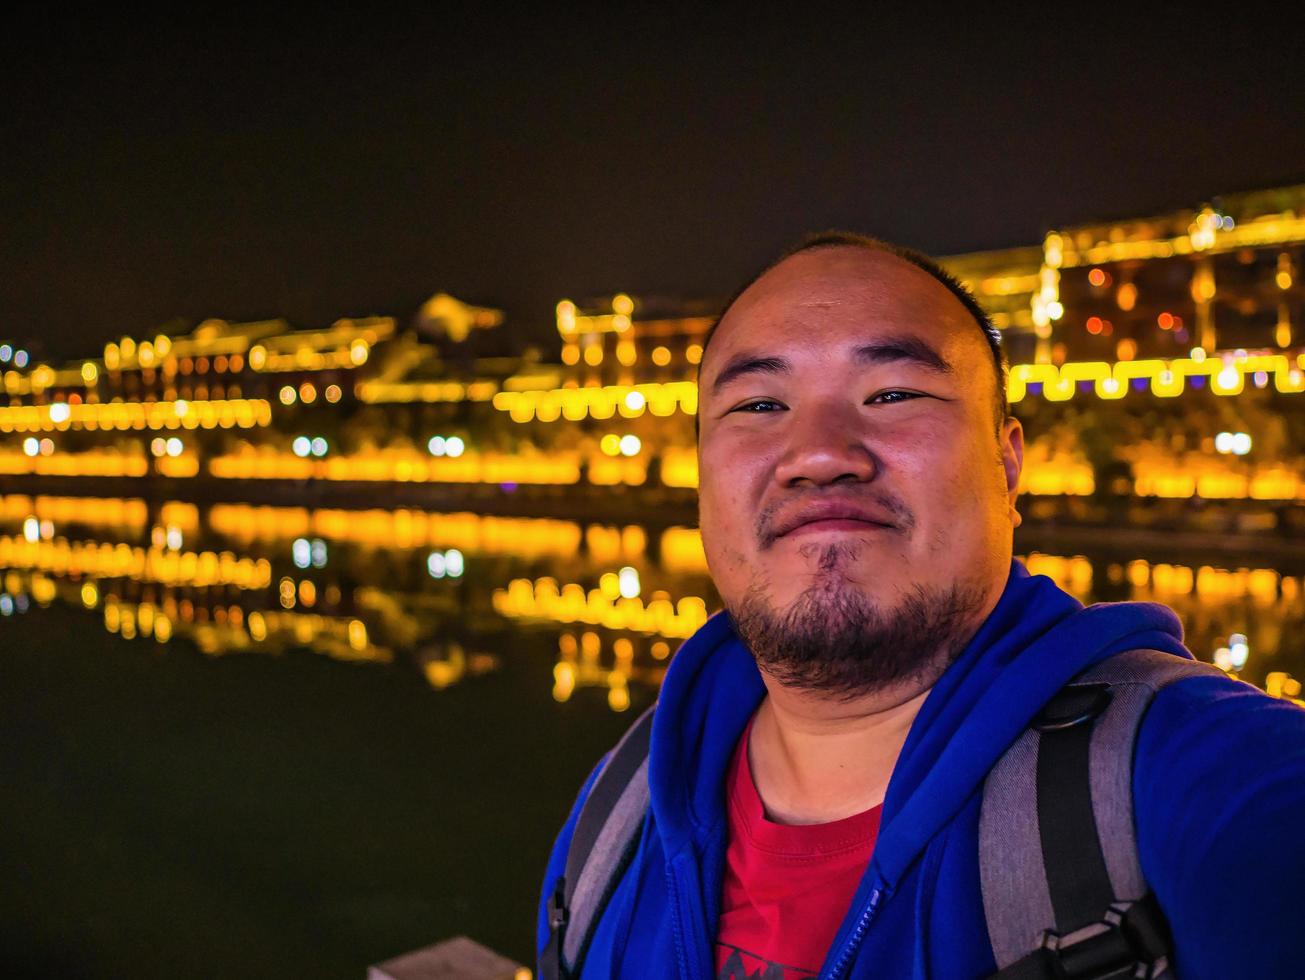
5, 7, 1304, 358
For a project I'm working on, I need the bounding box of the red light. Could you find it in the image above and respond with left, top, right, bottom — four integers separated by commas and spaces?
1088, 268, 1106, 287
1086, 316, 1103, 334
1102, 320, 1114, 336
1158, 312, 1174, 329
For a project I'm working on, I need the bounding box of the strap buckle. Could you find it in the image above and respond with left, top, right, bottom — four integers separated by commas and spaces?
1033, 683, 1113, 732
1039, 899, 1170, 980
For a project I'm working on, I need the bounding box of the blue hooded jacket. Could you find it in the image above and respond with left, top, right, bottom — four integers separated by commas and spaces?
537, 558, 1305, 978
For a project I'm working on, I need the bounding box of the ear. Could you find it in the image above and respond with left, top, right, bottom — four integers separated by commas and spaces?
1000, 416, 1024, 528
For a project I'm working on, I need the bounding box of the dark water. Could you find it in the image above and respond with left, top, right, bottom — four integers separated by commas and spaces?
1, 495, 1302, 979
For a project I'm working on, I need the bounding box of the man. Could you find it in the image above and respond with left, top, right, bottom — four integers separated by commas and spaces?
537, 234, 1305, 978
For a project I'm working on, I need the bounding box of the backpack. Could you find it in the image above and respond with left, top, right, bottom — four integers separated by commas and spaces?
539, 648, 1227, 980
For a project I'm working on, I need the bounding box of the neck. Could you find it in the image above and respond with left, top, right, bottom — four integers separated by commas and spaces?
747, 671, 936, 825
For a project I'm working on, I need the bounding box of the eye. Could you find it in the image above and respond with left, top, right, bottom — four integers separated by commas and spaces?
728, 398, 785, 414
867, 390, 924, 405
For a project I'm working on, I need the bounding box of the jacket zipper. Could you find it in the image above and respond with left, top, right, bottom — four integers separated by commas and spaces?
666, 863, 693, 980
824, 885, 885, 980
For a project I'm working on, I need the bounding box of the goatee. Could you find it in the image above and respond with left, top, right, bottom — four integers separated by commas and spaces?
729, 545, 990, 700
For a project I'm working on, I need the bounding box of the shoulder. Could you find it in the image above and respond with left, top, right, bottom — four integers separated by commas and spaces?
1138, 669, 1305, 768
1135, 668, 1305, 810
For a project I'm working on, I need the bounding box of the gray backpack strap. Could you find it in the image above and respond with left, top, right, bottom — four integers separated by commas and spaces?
540, 702, 656, 980
979, 649, 1225, 979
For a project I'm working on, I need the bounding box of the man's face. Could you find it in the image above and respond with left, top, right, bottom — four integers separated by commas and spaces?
696, 246, 1024, 695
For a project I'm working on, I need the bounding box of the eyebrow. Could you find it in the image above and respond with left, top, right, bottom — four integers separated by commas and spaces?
708, 335, 954, 397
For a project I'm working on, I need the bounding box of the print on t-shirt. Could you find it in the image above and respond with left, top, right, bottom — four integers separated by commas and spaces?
717, 943, 817, 980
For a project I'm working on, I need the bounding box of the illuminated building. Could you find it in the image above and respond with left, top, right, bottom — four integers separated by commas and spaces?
0, 188, 1301, 526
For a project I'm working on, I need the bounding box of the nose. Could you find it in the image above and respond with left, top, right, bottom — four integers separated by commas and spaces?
772, 401, 878, 489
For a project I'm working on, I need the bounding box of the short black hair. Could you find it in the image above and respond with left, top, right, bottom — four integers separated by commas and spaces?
696, 231, 1009, 436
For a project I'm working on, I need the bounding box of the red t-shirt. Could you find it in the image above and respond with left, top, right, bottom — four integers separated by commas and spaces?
713, 716, 882, 980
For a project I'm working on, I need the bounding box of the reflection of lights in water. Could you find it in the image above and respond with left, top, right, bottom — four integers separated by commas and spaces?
425, 435, 463, 457
427, 435, 465, 458
427, 548, 465, 579
348, 619, 368, 650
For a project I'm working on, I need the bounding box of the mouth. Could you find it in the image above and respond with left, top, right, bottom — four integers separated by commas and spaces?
780, 517, 894, 539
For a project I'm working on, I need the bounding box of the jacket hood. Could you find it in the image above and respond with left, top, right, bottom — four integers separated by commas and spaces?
647, 557, 1191, 889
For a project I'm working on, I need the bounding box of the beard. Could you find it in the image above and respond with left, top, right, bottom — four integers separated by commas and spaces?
727, 541, 990, 700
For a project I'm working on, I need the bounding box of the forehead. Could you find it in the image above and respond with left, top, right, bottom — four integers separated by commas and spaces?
707, 246, 984, 371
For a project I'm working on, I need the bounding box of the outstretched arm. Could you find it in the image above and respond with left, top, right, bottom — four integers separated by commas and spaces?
1134, 674, 1305, 978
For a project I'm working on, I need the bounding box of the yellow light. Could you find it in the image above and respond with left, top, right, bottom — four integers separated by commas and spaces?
249, 345, 267, 370
556, 299, 577, 335
599, 572, 621, 599
686, 344, 703, 365
584, 345, 604, 366
279, 385, 297, 405
652, 346, 672, 367
612, 293, 634, 316
299, 382, 317, 404
81, 581, 98, 608
616, 342, 637, 366
324, 384, 342, 403
600, 434, 622, 456
1116, 283, 1137, 311
82, 362, 98, 384
1190, 265, 1216, 303
1116, 339, 1137, 361
1044, 232, 1064, 269
562, 344, 580, 365
349, 340, 369, 365
1277, 270, 1293, 290
347, 621, 368, 652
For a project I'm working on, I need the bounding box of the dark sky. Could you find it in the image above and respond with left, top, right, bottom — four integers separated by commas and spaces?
5, 7, 1305, 358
